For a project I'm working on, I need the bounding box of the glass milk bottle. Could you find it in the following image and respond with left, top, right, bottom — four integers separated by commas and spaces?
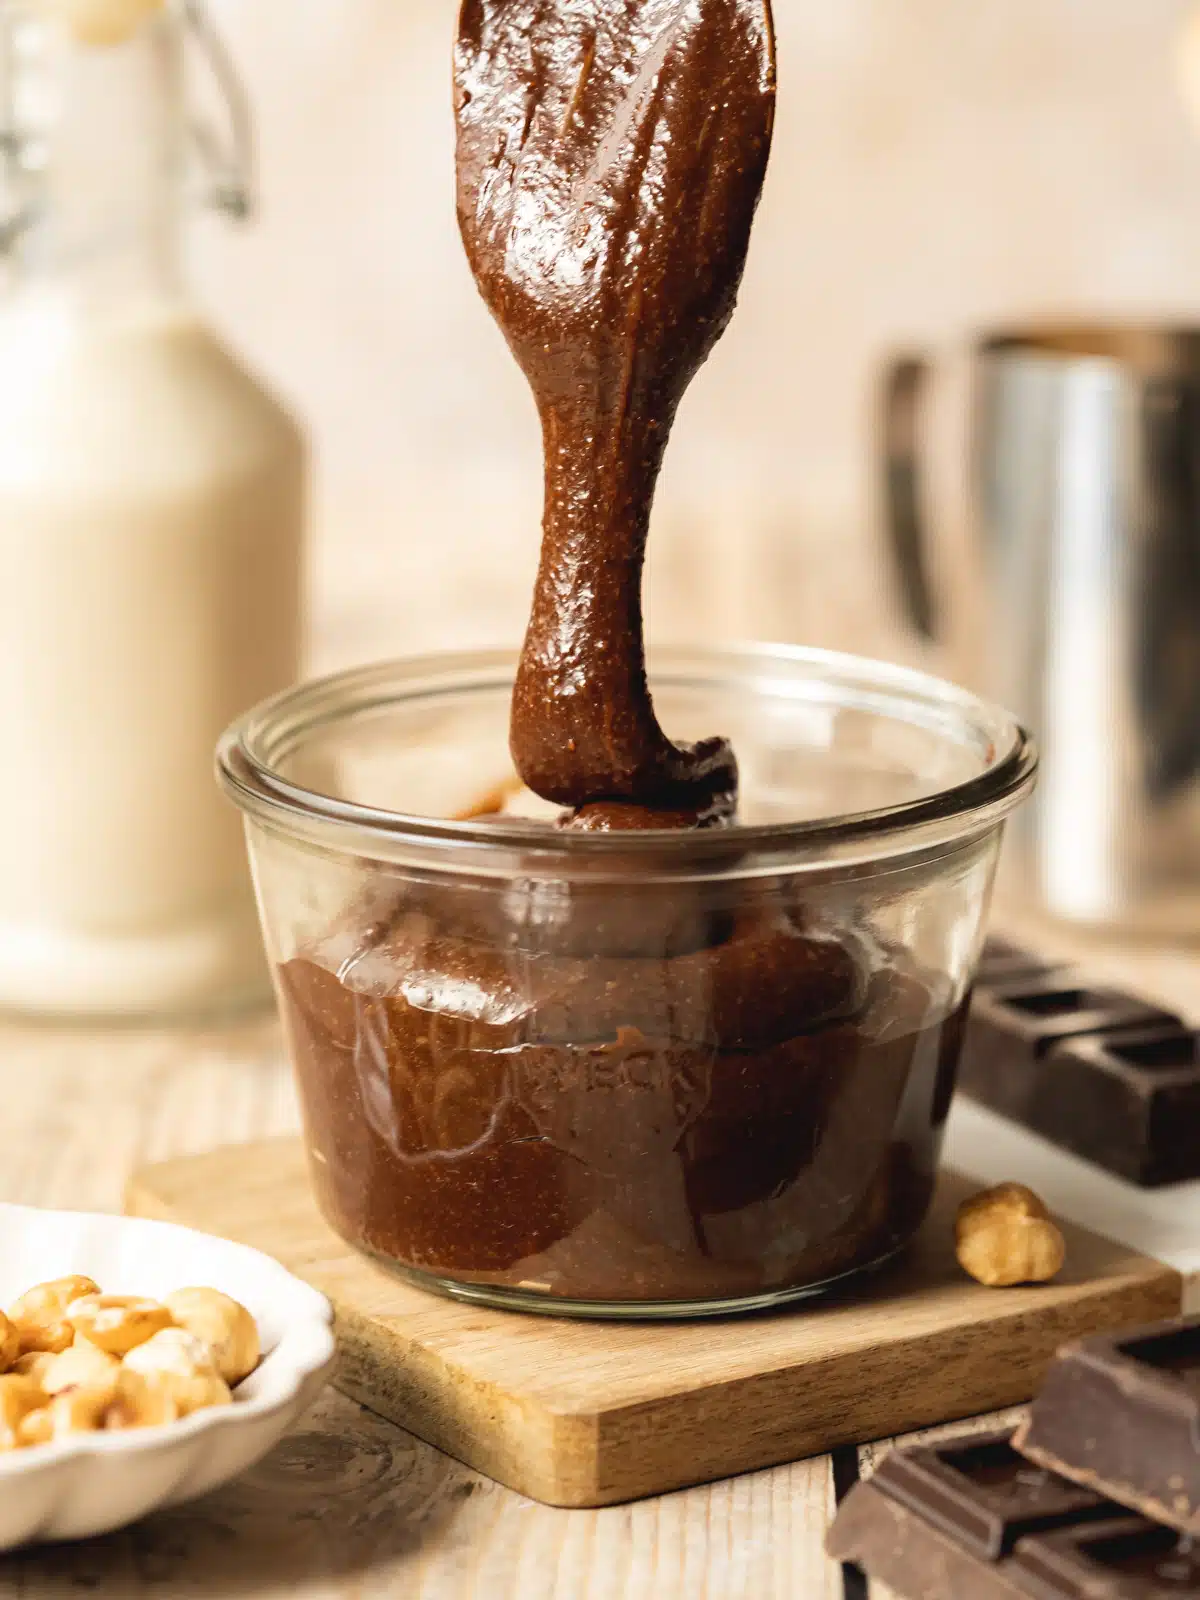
0, 0, 305, 1018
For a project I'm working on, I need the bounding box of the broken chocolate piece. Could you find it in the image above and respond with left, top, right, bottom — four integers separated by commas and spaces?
867, 1429, 1114, 1559
1014, 1317, 1200, 1534
827, 1428, 1164, 1600
958, 977, 1184, 1183
829, 1477, 1040, 1600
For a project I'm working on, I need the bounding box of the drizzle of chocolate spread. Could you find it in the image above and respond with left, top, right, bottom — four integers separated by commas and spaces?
455, 0, 775, 826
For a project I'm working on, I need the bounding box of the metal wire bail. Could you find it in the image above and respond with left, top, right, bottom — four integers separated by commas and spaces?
183, 0, 254, 221
0, 0, 39, 255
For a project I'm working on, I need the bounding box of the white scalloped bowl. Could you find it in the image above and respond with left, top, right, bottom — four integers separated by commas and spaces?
0, 1203, 336, 1549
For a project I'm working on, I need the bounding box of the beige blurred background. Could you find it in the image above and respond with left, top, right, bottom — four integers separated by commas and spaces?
192, 0, 1200, 681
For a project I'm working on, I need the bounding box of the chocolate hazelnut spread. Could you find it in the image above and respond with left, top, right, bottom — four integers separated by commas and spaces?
276, 0, 967, 1306
281, 888, 965, 1300
456, 0, 775, 824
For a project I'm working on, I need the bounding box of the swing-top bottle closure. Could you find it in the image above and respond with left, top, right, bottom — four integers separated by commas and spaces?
0, 0, 254, 256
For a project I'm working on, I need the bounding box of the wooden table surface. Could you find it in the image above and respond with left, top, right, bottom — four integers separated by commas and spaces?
0, 914, 1193, 1599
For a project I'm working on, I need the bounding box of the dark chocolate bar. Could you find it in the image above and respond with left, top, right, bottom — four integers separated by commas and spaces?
1037, 1027, 1200, 1185
1015, 1316, 1200, 1534
859, 1429, 1116, 1558
958, 975, 1186, 1183
827, 1428, 1200, 1599
829, 1477, 1047, 1600
967, 974, 1181, 1064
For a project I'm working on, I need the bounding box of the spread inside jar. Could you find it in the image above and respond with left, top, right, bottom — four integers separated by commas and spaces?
276, 0, 967, 1305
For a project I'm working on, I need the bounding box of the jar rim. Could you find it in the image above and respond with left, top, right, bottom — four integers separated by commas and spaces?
216, 644, 1037, 878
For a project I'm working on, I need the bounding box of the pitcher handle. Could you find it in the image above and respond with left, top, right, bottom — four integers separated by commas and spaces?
881, 354, 938, 641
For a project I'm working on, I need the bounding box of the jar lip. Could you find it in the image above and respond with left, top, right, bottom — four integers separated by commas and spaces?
217, 644, 1037, 873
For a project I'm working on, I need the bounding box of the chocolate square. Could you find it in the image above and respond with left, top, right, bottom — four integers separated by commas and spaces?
874, 1429, 1115, 1559
1038, 1027, 1200, 1185
1015, 1317, 1200, 1534
827, 1427, 1154, 1600
957, 977, 1183, 1176
1013, 1516, 1200, 1598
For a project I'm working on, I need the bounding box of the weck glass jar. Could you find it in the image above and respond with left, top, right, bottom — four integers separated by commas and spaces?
219, 646, 1036, 1319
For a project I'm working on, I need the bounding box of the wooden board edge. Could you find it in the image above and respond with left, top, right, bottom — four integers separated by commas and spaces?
332, 1305, 605, 1508
329, 1262, 1182, 1508
580, 1266, 1184, 1505
508, 1235, 1179, 1420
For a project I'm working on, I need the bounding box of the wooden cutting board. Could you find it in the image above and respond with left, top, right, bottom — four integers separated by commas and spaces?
126, 1138, 1181, 1508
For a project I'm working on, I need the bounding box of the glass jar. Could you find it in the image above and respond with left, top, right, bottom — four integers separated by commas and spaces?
0, 2, 305, 1019
219, 646, 1036, 1318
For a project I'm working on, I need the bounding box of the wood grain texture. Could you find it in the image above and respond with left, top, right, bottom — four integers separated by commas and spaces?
127, 1139, 1181, 1509
0, 1387, 840, 1599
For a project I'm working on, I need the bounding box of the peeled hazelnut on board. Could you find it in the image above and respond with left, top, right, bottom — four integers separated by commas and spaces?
66, 1294, 173, 1357
955, 1183, 1067, 1288
122, 1329, 233, 1416
164, 1288, 260, 1385
0, 1311, 18, 1373
9, 1276, 101, 1354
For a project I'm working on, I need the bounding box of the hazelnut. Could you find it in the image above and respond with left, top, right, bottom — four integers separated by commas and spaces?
163, 1288, 260, 1385
122, 1329, 233, 1416
955, 1182, 1066, 1287
0, 1374, 46, 1449
66, 1294, 173, 1357
17, 1373, 120, 1447
1, 1275, 258, 1439
0, 1311, 18, 1373
40, 1339, 120, 1396
13, 1351, 55, 1385
8, 1276, 101, 1354
101, 1369, 181, 1431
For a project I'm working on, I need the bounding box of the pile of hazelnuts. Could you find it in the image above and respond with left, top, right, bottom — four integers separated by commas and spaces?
0, 1277, 261, 1449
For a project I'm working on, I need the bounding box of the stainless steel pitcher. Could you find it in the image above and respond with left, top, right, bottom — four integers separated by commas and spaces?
885, 325, 1200, 936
